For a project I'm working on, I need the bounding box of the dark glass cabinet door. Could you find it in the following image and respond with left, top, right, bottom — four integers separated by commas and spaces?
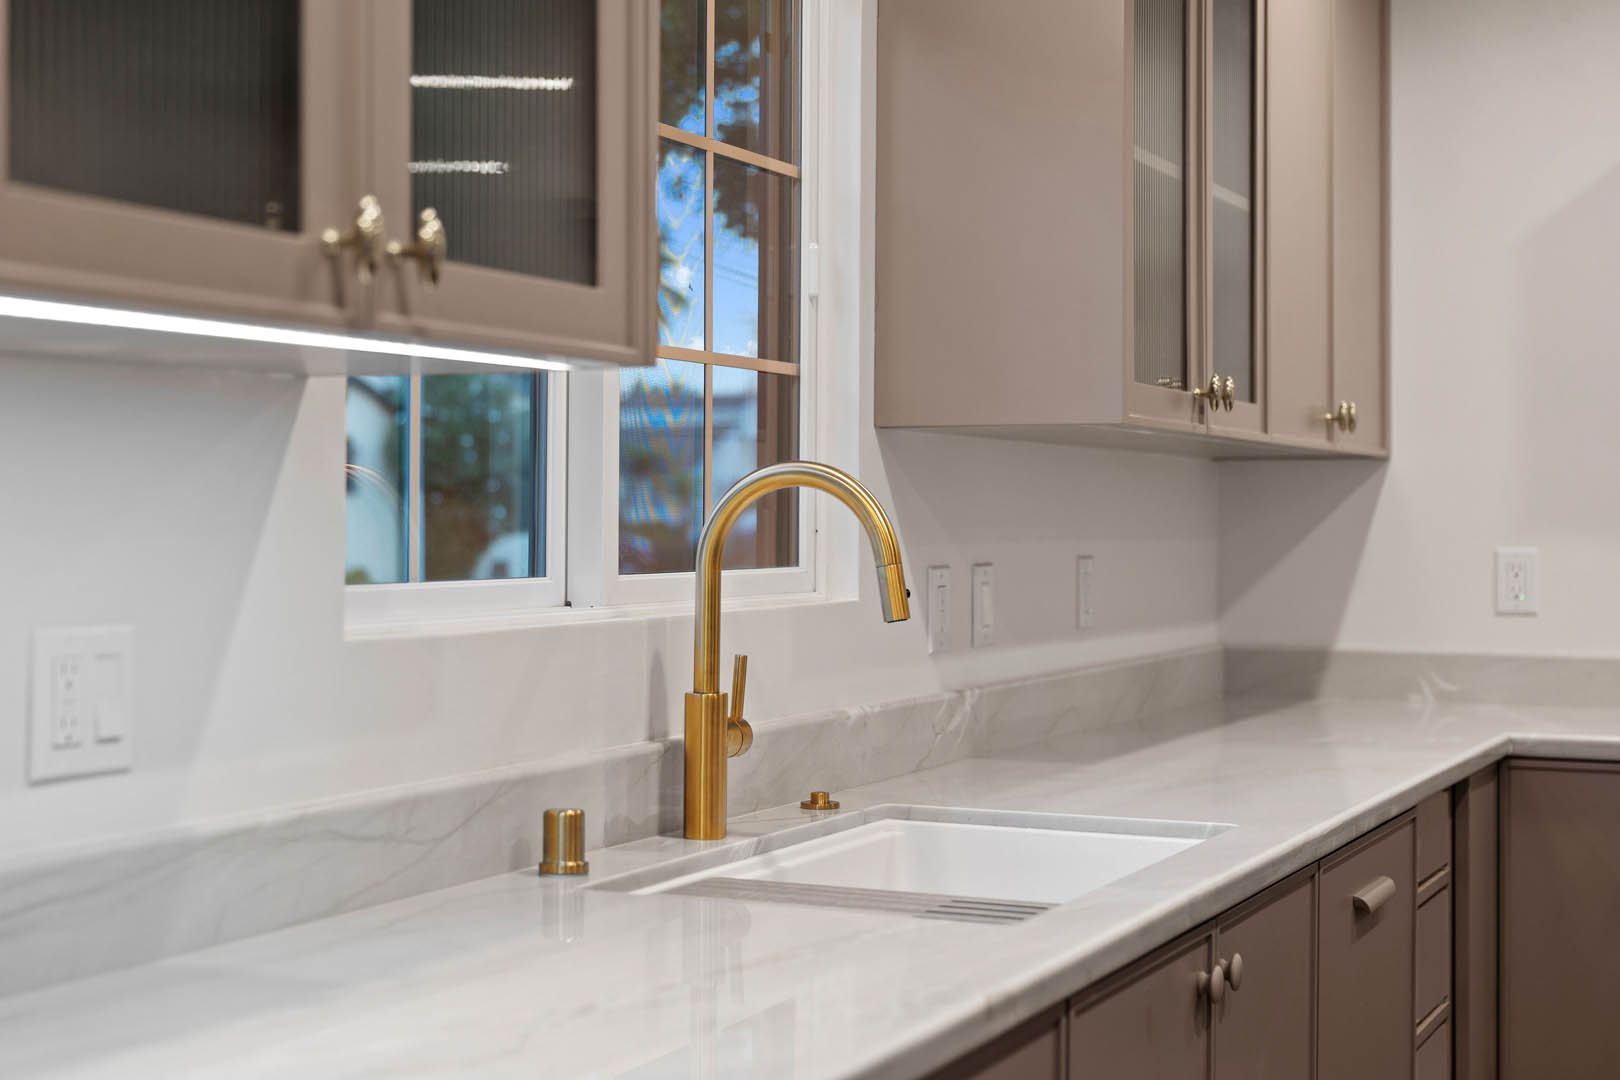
1127, 0, 1199, 427
370, 0, 655, 367
1204, 0, 1264, 435
0, 0, 356, 324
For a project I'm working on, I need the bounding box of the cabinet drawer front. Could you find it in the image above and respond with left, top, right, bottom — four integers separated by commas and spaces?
1318, 819, 1415, 1080
1415, 790, 1450, 881
1070, 937, 1212, 1079
1416, 886, 1450, 1021
1416, 1020, 1450, 1080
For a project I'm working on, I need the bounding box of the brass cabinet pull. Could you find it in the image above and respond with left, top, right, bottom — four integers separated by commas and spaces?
1195, 375, 1237, 412
725, 654, 753, 758
322, 195, 387, 284
1352, 875, 1397, 916
1322, 401, 1359, 433
1197, 960, 1228, 1004
388, 207, 448, 287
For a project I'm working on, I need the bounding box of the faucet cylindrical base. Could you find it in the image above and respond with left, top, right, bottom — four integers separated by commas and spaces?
684, 691, 729, 840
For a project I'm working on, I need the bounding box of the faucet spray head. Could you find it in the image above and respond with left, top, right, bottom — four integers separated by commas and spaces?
878, 562, 911, 623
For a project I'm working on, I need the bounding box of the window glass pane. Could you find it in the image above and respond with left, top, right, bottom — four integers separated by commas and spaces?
345, 377, 409, 585
660, 0, 705, 135
421, 374, 540, 581
411, 0, 597, 284
10, 0, 301, 230
1132, 0, 1188, 390
620, 359, 705, 574
711, 366, 798, 570
658, 138, 706, 348
714, 0, 799, 163
713, 156, 799, 361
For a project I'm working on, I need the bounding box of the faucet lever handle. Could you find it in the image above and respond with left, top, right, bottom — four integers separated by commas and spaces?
725, 654, 753, 758
727, 654, 748, 724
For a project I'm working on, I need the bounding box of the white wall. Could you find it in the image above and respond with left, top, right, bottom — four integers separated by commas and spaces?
1220, 0, 1620, 658
0, 358, 1217, 858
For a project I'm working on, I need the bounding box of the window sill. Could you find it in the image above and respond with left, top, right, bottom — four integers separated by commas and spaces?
343, 587, 843, 642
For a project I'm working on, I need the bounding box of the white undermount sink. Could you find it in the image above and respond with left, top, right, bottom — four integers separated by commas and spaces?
607, 807, 1232, 912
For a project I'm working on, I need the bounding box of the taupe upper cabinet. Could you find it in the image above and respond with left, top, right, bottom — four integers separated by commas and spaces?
875, 0, 1387, 457
0, 0, 361, 327
368, 0, 656, 365
0, 0, 654, 369
1268, 0, 1387, 451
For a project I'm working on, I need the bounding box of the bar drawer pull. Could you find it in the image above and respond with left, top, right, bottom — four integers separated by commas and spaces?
1352, 875, 1397, 916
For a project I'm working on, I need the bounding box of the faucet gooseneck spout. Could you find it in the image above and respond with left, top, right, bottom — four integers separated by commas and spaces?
684, 462, 910, 840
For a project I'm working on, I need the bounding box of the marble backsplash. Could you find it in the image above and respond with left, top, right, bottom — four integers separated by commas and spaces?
1226, 647, 1620, 707
0, 645, 1222, 997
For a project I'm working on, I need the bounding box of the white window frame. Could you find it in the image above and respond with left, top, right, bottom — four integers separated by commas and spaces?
346, 0, 841, 633
570, 0, 824, 610
343, 367, 568, 627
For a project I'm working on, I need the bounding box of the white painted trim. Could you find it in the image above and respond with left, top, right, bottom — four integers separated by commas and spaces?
587, 0, 832, 610
345, 371, 568, 629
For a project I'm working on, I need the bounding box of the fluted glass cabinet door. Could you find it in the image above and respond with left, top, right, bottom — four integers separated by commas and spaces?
1126, 0, 1199, 428
369, 0, 655, 367
1204, 0, 1265, 436
0, 0, 356, 325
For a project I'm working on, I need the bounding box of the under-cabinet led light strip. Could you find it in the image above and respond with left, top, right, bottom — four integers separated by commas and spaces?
409, 74, 574, 91
0, 294, 574, 371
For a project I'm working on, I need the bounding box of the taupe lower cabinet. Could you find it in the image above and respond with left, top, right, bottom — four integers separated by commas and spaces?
875, 0, 1387, 457
927, 815, 1422, 1080
1500, 760, 1620, 1079
0, 0, 654, 367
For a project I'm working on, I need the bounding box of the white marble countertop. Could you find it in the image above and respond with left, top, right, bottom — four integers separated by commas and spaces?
4, 696, 1619, 1080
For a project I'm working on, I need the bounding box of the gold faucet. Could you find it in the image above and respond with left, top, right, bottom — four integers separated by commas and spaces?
684, 462, 910, 840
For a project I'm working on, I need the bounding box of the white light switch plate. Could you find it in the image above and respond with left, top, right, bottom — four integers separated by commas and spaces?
1495, 548, 1538, 615
1076, 554, 1095, 629
926, 566, 951, 654
971, 563, 995, 648
30, 626, 134, 782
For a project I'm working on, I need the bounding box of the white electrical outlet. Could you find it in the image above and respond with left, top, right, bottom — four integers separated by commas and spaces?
30, 626, 134, 783
1495, 548, 1539, 615
971, 563, 995, 648
926, 566, 952, 654
1076, 554, 1095, 629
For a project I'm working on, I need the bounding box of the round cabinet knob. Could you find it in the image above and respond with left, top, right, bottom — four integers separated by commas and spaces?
1343, 401, 1358, 434
1221, 375, 1236, 411
1197, 961, 1227, 1004
1193, 375, 1224, 412
1226, 952, 1244, 991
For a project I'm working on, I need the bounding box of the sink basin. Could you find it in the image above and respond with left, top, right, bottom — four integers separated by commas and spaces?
602, 807, 1231, 918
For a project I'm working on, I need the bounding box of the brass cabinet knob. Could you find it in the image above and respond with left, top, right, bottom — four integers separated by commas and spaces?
725, 654, 752, 758
1221, 376, 1236, 411
1197, 961, 1227, 1004
1322, 401, 1359, 433
321, 194, 387, 283
387, 207, 448, 287
1192, 374, 1224, 411
539, 808, 588, 876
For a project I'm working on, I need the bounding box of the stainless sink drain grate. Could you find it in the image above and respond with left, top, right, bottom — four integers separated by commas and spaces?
663, 876, 1051, 925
